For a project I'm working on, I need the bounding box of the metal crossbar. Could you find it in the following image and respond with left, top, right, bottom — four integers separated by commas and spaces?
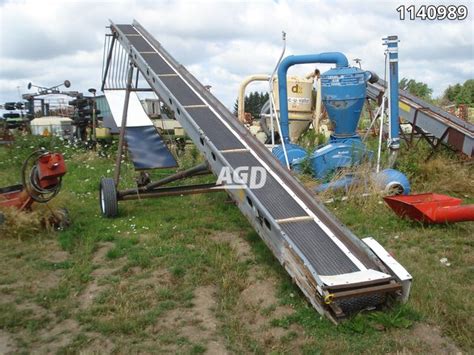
101, 20, 412, 322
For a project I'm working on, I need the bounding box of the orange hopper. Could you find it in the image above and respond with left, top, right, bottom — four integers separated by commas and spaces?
383, 193, 474, 224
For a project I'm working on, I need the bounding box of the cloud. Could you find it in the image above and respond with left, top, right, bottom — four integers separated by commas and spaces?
0, 0, 472, 108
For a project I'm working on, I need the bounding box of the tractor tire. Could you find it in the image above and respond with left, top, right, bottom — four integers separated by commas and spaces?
99, 177, 118, 218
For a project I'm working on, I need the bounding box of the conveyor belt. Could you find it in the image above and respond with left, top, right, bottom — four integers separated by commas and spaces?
368, 81, 474, 157
124, 126, 177, 170
106, 21, 411, 321
119, 25, 371, 275
104, 90, 177, 169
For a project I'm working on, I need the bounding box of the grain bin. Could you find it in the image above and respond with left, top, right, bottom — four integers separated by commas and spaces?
272, 76, 313, 142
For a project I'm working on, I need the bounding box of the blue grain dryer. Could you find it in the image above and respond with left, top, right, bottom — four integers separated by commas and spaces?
272, 52, 375, 178
272, 44, 410, 194
309, 65, 374, 179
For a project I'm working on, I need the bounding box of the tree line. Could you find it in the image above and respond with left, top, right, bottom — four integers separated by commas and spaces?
400, 78, 473, 106
233, 91, 269, 120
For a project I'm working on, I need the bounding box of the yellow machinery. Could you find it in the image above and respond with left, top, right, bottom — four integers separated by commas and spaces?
272, 75, 314, 142
237, 73, 322, 144
95, 127, 111, 139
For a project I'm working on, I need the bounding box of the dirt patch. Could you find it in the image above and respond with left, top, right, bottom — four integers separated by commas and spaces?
79, 242, 122, 309
0, 292, 17, 304
79, 333, 115, 354
0, 330, 16, 354
411, 323, 461, 354
90, 242, 126, 278
16, 301, 48, 317
239, 279, 293, 331
44, 250, 70, 264
206, 340, 228, 355
34, 269, 63, 291
0, 303, 83, 354
212, 230, 303, 351
0, 238, 79, 353
92, 242, 115, 264
34, 319, 80, 353
151, 285, 228, 353
39, 239, 69, 262
210, 232, 253, 262
0, 239, 67, 296
137, 268, 172, 287
241, 277, 294, 318
241, 279, 279, 309
237, 274, 302, 351
192, 286, 220, 333
90, 266, 119, 278
78, 280, 103, 310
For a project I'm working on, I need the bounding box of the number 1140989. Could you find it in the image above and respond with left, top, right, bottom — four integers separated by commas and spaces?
396, 5, 468, 20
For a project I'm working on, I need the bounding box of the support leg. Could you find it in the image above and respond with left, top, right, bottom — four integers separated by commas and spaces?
113, 63, 134, 186
425, 128, 449, 161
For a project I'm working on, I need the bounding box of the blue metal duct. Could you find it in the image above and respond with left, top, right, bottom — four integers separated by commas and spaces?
277, 52, 349, 144
384, 35, 400, 150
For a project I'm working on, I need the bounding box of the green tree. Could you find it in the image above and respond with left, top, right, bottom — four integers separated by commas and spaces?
233, 91, 269, 119
399, 78, 433, 100
444, 83, 462, 102
443, 80, 474, 107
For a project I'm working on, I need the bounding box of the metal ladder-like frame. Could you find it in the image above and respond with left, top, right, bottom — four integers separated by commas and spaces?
103, 20, 412, 322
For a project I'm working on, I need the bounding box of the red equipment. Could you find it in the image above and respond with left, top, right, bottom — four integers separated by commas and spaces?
384, 193, 474, 224
0, 151, 67, 211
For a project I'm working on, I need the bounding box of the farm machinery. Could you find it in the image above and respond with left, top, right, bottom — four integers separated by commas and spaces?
0, 150, 67, 212
98, 22, 415, 323
240, 36, 411, 194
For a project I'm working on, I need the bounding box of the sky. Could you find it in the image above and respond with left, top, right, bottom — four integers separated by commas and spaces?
0, 0, 473, 110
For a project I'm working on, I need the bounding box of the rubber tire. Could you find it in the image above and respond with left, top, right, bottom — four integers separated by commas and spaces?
99, 178, 118, 218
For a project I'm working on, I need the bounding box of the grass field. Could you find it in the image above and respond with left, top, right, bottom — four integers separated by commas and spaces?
0, 135, 472, 354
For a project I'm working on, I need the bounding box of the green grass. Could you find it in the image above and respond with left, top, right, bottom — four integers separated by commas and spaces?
0, 135, 472, 353
0, 303, 50, 333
